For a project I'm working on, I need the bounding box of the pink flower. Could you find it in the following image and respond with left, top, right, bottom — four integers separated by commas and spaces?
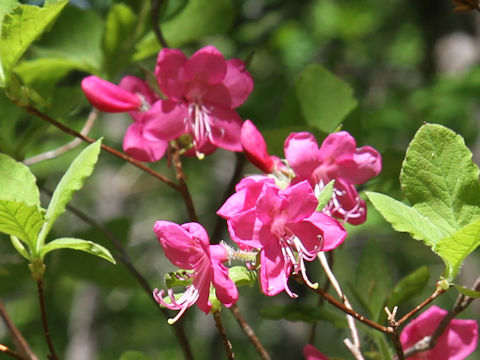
284, 131, 382, 225
81, 75, 168, 162
400, 305, 478, 359
152, 221, 238, 323
144, 46, 254, 157
217, 176, 347, 297
240, 120, 284, 173
303, 344, 329, 360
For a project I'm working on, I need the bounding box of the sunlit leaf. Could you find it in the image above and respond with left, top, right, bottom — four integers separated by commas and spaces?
0, 153, 40, 206
39, 237, 116, 264
0, 200, 44, 250
366, 191, 446, 246
37, 139, 102, 247
229, 266, 257, 287
316, 180, 334, 211
0, 0, 68, 87
400, 123, 480, 235
453, 283, 480, 298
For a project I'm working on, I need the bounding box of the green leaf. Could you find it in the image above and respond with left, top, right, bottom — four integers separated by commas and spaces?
0, 0, 17, 36
39, 237, 116, 264
434, 218, 480, 282
119, 351, 152, 360
278, 64, 357, 133
10, 235, 31, 260
453, 283, 480, 298
32, 6, 104, 74
0, 200, 44, 250
134, 0, 234, 61
228, 266, 257, 287
0, 0, 68, 87
37, 139, 102, 248
0, 153, 40, 206
355, 238, 392, 321
260, 304, 347, 327
103, 3, 137, 77
366, 191, 447, 246
386, 266, 430, 308
316, 180, 334, 211
400, 123, 480, 235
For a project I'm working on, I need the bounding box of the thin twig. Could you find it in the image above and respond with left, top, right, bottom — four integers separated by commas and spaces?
211, 153, 246, 244
396, 284, 446, 326
36, 280, 59, 360
170, 143, 199, 222
309, 251, 333, 344
150, 0, 169, 48
39, 188, 194, 360
293, 274, 392, 334
24, 109, 98, 165
213, 312, 234, 360
229, 304, 271, 360
385, 307, 405, 360
401, 276, 480, 358
318, 253, 364, 360
0, 344, 30, 360
19, 104, 179, 191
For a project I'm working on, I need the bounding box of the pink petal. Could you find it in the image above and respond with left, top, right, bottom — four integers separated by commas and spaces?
119, 75, 158, 106
193, 260, 213, 314
143, 100, 188, 141
222, 58, 254, 108
81, 76, 141, 112
281, 181, 318, 223
303, 344, 329, 360
284, 132, 321, 181
210, 245, 238, 308
153, 221, 206, 270
241, 120, 274, 173
291, 212, 347, 252
400, 305, 479, 360
123, 122, 168, 162
155, 48, 188, 100
206, 106, 243, 152
340, 145, 382, 184
184, 46, 227, 85
227, 209, 263, 250
318, 131, 356, 164
181, 222, 210, 249
332, 179, 367, 225
259, 229, 289, 296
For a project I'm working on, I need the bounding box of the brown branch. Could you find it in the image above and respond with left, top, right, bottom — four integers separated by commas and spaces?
0, 300, 38, 360
229, 304, 271, 360
36, 280, 59, 360
0, 344, 30, 360
213, 312, 234, 360
150, 0, 169, 48
396, 283, 446, 326
171, 143, 199, 222
293, 274, 392, 334
40, 188, 194, 360
24, 109, 98, 165
20, 104, 179, 191
401, 277, 480, 358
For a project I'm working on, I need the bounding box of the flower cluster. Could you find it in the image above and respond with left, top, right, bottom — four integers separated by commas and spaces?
81, 46, 253, 161
152, 221, 238, 323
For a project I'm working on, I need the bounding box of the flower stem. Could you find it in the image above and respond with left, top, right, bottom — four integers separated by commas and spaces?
213, 312, 234, 360
293, 274, 392, 334
19, 104, 179, 191
229, 304, 271, 360
36, 279, 59, 360
396, 283, 446, 326
0, 344, 30, 360
170, 142, 199, 222
0, 300, 39, 360
150, 0, 169, 48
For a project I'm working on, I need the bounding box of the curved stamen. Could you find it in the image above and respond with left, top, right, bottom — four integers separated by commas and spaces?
153, 285, 200, 324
